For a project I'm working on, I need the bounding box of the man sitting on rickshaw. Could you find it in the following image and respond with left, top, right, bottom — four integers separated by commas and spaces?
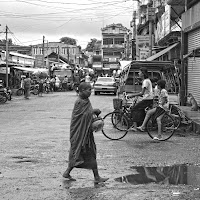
127, 67, 154, 131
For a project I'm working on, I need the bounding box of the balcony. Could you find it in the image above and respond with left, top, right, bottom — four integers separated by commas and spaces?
102, 44, 124, 49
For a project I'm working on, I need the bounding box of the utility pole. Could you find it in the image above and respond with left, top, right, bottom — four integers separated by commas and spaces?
5, 25, 9, 87
42, 35, 45, 68
58, 46, 60, 67
131, 11, 137, 60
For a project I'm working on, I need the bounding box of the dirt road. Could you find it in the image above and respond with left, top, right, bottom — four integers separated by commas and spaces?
0, 91, 200, 200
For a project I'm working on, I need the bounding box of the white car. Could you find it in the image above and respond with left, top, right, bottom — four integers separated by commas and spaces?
93, 77, 118, 95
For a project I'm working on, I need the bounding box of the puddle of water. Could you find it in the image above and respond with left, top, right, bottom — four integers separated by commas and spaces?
115, 164, 200, 187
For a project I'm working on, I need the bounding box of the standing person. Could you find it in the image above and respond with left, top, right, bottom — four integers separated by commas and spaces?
50, 76, 55, 92
55, 75, 61, 91
38, 79, 44, 97
85, 73, 90, 83
23, 74, 31, 99
137, 80, 169, 140
63, 82, 109, 184
127, 67, 153, 130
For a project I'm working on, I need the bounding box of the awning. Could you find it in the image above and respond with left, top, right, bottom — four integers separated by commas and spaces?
13, 66, 48, 73
119, 60, 131, 71
146, 43, 179, 61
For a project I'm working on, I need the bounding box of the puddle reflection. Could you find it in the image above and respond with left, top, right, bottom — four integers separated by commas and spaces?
115, 164, 200, 186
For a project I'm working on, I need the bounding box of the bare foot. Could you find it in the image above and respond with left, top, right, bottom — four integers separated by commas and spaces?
94, 177, 109, 184
63, 172, 76, 181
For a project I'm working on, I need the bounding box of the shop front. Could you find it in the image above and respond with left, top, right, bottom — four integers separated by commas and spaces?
182, 1, 200, 105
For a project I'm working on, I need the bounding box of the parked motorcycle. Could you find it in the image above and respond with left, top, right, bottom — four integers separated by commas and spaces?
0, 86, 12, 101
0, 94, 7, 104
30, 84, 39, 95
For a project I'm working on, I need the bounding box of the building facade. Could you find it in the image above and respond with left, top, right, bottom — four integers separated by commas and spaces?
101, 23, 131, 75
136, 0, 181, 61
180, 0, 200, 105
31, 42, 83, 68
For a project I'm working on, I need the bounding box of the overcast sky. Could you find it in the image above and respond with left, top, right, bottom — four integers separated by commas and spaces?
0, 0, 138, 49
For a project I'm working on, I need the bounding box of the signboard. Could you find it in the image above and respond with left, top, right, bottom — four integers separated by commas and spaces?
136, 35, 150, 60
110, 64, 119, 69
35, 55, 44, 68
0, 67, 10, 74
155, 5, 171, 43
109, 57, 117, 62
139, 50, 149, 60
147, 7, 156, 21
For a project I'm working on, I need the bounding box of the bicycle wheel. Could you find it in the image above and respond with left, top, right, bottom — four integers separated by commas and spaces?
16, 88, 23, 96
170, 105, 181, 129
102, 111, 128, 140
112, 110, 130, 131
146, 113, 175, 141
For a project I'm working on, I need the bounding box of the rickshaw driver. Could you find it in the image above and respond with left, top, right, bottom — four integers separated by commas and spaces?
127, 67, 154, 130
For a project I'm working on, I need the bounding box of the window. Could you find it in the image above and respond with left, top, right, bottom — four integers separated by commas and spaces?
33, 48, 37, 55
39, 48, 43, 55
114, 38, 124, 45
103, 52, 113, 56
62, 47, 67, 54
103, 38, 113, 45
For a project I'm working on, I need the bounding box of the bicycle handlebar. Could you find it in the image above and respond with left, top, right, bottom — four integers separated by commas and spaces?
122, 92, 139, 107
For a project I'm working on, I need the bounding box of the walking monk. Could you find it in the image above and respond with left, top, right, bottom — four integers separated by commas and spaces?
63, 82, 109, 184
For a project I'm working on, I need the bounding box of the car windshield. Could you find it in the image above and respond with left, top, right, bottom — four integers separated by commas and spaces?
97, 77, 113, 82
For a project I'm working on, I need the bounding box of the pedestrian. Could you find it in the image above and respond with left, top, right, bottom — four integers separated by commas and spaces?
62, 82, 109, 184
85, 73, 90, 83
137, 80, 169, 140
50, 76, 55, 92
23, 74, 31, 99
38, 79, 44, 97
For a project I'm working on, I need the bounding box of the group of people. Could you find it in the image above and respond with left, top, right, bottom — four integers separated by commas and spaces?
21, 74, 63, 99
62, 66, 169, 184
127, 67, 169, 140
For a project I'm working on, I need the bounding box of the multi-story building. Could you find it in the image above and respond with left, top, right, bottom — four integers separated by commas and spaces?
31, 42, 84, 68
101, 23, 131, 75
136, 0, 181, 61
136, 0, 200, 105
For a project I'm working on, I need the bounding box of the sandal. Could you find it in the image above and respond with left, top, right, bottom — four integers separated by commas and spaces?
137, 126, 145, 132
63, 174, 76, 181
153, 136, 162, 141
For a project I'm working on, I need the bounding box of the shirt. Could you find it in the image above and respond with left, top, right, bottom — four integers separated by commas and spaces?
158, 88, 169, 110
142, 78, 153, 99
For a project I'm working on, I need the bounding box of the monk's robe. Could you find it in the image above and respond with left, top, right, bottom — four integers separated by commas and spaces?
68, 96, 97, 169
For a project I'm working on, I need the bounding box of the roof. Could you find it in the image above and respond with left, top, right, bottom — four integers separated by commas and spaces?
130, 60, 174, 71
2, 50, 35, 59
146, 43, 179, 61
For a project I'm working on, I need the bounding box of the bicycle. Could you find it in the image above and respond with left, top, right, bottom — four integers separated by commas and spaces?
168, 103, 192, 129
102, 92, 176, 141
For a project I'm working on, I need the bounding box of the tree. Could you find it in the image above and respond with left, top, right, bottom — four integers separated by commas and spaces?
85, 38, 98, 52
60, 37, 77, 45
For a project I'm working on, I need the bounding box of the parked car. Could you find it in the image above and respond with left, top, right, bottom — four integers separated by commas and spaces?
93, 77, 118, 95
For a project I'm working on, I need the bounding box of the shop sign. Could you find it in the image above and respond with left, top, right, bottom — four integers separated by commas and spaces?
136, 35, 150, 60
109, 58, 117, 62
139, 50, 149, 60
0, 67, 10, 74
110, 64, 119, 69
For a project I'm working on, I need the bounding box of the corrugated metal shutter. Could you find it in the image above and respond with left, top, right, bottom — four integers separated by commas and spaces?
188, 29, 200, 105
